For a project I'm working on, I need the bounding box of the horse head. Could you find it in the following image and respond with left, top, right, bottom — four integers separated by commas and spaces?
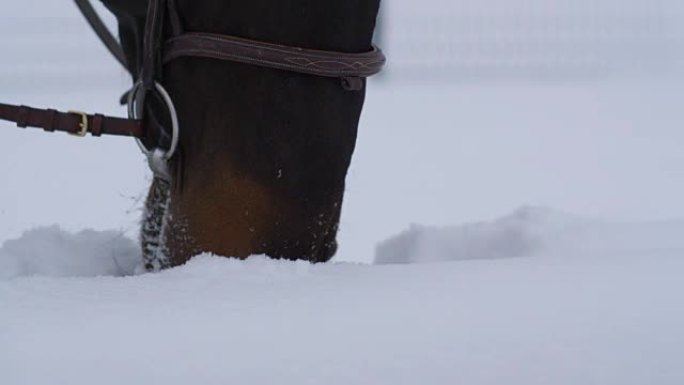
107, 0, 382, 268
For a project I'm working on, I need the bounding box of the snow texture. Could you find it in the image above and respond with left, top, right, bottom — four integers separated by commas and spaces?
376, 206, 684, 264
2, 208, 684, 385
0, 226, 139, 279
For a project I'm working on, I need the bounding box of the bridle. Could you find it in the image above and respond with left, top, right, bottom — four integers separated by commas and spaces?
0, 0, 386, 177
0, 0, 385, 270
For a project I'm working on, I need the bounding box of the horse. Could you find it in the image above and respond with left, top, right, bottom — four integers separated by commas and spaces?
100, 0, 383, 270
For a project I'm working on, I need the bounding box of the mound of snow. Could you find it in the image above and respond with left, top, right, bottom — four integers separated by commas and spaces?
376, 206, 684, 264
0, 226, 139, 279
1, 208, 684, 384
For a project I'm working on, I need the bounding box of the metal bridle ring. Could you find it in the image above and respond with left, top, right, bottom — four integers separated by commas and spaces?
127, 81, 179, 161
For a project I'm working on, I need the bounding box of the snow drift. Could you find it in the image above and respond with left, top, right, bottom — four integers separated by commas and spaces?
376, 206, 684, 264
0, 226, 139, 279
1, 208, 683, 385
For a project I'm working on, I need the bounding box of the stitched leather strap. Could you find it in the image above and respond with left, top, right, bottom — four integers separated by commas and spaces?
0, 103, 143, 137
164, 32, 386, 79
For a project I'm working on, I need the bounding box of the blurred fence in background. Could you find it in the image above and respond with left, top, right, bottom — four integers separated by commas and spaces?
379, 0, 684, 80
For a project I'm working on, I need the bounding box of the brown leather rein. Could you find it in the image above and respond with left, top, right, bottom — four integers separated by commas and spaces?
0, 0, 386, 139
0, 104, 144, 137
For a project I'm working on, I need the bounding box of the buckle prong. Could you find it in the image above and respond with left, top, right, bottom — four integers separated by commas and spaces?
68, 110, 88, 137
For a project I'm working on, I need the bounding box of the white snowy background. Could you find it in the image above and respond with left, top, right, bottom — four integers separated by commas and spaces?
2, 0, 684, 384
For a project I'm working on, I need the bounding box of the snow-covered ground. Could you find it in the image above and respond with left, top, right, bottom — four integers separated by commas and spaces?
2, 208, 684, 385
2, 1, 684, 384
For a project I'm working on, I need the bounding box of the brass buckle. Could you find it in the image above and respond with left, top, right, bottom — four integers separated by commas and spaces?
67, 110, 88, 137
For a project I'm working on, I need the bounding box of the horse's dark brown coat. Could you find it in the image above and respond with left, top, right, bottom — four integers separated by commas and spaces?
104, 0, 381, 265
